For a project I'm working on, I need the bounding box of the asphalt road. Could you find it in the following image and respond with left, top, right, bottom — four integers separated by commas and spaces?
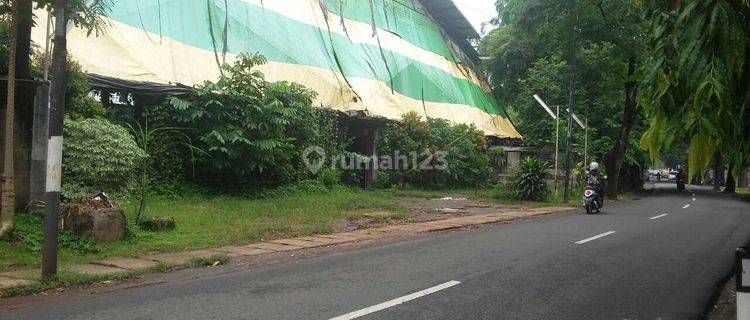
3, 184, 750, 320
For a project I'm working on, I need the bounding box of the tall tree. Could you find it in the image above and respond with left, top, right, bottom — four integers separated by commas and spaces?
0, 0, 19, 238
481, 0, 648, 197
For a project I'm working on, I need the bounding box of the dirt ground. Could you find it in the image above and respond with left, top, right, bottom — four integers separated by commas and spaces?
706, 276, 737, 320
334, 196, 524, 232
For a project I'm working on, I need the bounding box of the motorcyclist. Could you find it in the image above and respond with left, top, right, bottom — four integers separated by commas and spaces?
585, 162, 605, 206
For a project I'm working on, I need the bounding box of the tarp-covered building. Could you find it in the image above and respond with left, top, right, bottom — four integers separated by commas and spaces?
32, 0, 520, 138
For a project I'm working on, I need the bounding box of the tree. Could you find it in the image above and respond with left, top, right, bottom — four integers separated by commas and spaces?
481, 0, 648, 197
640, 0, 750, 192
0, 0, 19, 238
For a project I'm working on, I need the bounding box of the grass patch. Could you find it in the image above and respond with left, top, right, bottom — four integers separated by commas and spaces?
0, 262, 175, 298
186, 254, 230, 268
1, 187, 402, 272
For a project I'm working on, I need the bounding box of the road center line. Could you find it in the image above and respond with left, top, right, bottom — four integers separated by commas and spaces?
650, 213, 669, 220
575, 231, 616, 244
329, 280, 461, 320
682, 204, 691, 209
692, 198, 696, 201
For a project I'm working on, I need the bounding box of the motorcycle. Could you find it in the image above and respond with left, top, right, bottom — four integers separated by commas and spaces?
583, 174, 606, 214
676, 176, 686, 191
583, 187, 602, 214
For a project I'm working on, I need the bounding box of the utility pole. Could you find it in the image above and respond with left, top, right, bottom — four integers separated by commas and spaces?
563, 7, 577, 203
555, 105, 560, 201
42, 0, 68, 278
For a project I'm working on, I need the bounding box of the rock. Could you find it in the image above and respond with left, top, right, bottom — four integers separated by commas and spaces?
62, 207, 126, 243
138, 217, 176, 231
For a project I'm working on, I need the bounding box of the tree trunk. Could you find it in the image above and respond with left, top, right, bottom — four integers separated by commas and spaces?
15, 0, 34, 123
605, 57, 639, 199
725, 164, 736, 193
0, 1, 19, 238
712, 151, 723, 190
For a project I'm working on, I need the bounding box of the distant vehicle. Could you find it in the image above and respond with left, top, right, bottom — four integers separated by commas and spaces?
668, 171, 678, 181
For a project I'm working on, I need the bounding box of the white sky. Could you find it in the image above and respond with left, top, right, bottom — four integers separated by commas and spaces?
452, 0, 499, 35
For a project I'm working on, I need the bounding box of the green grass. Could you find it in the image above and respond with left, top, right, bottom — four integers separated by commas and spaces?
186, 254, 230, 268
0, 185, 568, 273
0, 187, 404, 272
0, 262, 175, 298
737, 187, 750, 195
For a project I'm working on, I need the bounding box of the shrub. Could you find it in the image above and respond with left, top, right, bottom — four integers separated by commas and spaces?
62, 117, 147, 199
169, 53, 344, 188
512, 156, 550, 201
378, 112, 491, 189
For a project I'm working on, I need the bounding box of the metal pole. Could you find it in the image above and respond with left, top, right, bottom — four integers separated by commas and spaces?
43, 9, 52, 81
554, 106, 559, 201
42, 0, 68, 279
584, 117, 588, 168
563, 48, 577, 202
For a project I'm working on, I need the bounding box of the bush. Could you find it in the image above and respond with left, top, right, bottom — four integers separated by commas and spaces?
378, 112, 491, 189
168, 53, 344, 188
512, 156, 550, 201
62, 118, 147, 199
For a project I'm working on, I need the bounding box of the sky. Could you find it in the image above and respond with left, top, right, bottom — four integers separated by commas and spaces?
452, 0, 499, 35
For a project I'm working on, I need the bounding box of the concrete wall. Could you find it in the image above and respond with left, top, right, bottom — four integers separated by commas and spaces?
0, 82, 45, 210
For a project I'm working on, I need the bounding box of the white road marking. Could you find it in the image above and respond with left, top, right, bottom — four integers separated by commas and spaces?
682, 204, 691, 209
692, 198, 696, 201
650, 214, 669, 220
575, 231, 616, 244
329, 280, 461, 320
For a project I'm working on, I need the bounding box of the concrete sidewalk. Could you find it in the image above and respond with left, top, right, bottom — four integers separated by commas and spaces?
0, 206, 572, 291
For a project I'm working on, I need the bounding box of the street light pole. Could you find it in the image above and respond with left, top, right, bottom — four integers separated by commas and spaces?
42, 0, 68, 278
555, 106, 560, 201
563, 3, 578, 203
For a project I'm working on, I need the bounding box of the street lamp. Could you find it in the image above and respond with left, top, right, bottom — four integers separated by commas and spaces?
534, 95, 587, 202
533, 94, 560, 200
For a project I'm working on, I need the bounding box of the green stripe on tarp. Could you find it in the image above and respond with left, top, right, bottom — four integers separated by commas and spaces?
107, 0, 507, 117
326, 0, 459, 62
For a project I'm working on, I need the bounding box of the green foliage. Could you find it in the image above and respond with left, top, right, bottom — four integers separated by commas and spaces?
8, 214, 98, 254
481, 0, 649, 191
186, 254, 230, 268
62, 117, 147, 199
640, 0, 750, 178
378, 112, 491, 189
512, 156, 550, 201
65, 59, 107, 119
169, 53, 343, 188
488, 147, 507, 168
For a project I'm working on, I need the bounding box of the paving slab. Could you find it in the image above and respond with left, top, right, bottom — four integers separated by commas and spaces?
141, 249, 221, 265
295, 236, 349, 245
335, 231, 379, 240
316, 234, 361, 241
0, 269, 42, 280
213, 246, 273, 258
0, 276, 32, 290
267, 239, 324, 248
244, 242, 303, 252
66, 264, 127, 276
92, 257, 160, 270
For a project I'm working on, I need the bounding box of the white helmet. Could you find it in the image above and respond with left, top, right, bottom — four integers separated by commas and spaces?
590, 162, 599, 170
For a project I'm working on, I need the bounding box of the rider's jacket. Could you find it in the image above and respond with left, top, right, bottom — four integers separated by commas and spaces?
585, 169, 604, 190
